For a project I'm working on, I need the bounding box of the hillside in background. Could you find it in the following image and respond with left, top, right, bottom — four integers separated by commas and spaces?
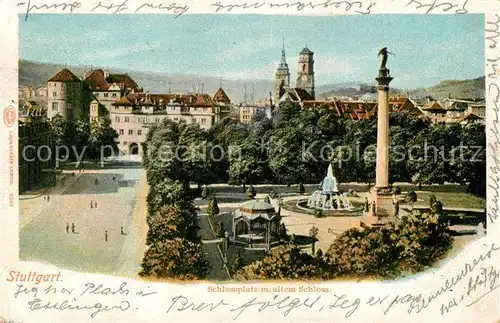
20, 60, 485, 103
319, 77, 485, 100
409, 77, 485, 100
19, 60, 275, 104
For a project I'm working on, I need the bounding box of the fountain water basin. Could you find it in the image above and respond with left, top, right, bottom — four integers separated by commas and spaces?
306, 164, 354, 211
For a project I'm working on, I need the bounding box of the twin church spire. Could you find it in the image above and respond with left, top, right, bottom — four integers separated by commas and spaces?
279, 37, 288, 69
274, 38, 315, 104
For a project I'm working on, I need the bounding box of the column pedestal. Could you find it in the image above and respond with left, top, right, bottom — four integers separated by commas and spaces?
360, 188, 396, 227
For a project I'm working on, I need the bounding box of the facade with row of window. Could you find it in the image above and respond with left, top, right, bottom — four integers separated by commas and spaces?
109, 89, 232, 154
46, 68, 233, 155
46, 68, 141, 122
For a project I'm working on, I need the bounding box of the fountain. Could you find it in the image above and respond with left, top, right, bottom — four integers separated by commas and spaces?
307, 164, 354, 211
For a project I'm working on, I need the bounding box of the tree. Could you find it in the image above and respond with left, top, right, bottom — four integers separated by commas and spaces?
228, 140, 266, 190
201, 186, 209, 200
146, 179, 192, 223
207, 197, 220, 217
231, 251, 242, 275
406, 124, 461, 187
449, 123, 486, 197
433, 201, 444, 216
314, 209, 324, 218
234, 245, 331, 280
325, 211, 452, 277
297, 183, 305, 195
140, 238, 209, 280
316, 248, 324, 258
309, 226, 319, 254
146, 204, 199, 245
429, 193, 437, 212
50, 117, 72, 147
326, 227, 397, 276
405, 191, 417, 211
280, 223, 288, 238
88, 116, 118, 160
246, 185, 256, 199
214, 221, 224, 238
208, 117, 249, 182
393, 211, 452, 272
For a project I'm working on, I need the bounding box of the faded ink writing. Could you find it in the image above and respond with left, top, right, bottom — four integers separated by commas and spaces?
134, 2, 189, 16
27, 298, 131, 319
17, 0, 81, 21
486, 14, 500, 49
210, 0, 375, 14
487, 57, 500, 223
405, 0, 468, 14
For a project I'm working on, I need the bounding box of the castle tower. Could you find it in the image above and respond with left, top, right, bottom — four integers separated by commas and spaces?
274, 40, 290, 104
46, 68, 83, 121
296, 46, 315, 99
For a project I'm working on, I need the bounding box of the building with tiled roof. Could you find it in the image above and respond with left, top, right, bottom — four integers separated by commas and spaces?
46, 69, 83, 120
300, 96, 424, 121
110, 89, 231, 155
276, 87, 315, 106
48, 68, 81, 82
213, 88, 231, 103
106, 73, 141, 93
457, 112, 484, 125
416, 98, 485, 124
84, 70, 110, 91
82, 69, 137, 114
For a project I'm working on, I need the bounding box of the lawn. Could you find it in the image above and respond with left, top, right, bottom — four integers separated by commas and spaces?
412, 191, 485, 209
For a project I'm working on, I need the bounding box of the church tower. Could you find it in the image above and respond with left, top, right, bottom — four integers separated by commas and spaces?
274, 40, 290, 104
296, 46, 315, 99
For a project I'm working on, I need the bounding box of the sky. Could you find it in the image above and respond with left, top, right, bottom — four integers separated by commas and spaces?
19, 14, 484, 89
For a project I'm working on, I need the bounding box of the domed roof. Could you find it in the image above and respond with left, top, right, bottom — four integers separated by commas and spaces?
234, 200, 277, 221
239, 200, 274, 212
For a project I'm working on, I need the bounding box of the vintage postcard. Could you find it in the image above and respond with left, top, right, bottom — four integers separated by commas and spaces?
0, 1, 499, 322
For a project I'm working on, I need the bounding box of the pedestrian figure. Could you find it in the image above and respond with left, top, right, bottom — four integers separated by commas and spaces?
72, 172, 75, 177
71, 222, 76, 234
90, 201, 93, 209
120, 226, 127, 235
105, 230, 108, 242
47, 195, 50, 202
112, 176, 116, 181
95, 178, 99, 185
66, 223, 69, 233
43, 196, 46, 201
94, 201, 98, 208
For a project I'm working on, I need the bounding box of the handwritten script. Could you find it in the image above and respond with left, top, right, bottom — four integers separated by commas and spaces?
13, 281, 156, 319
9, 243, 498, 320
17, 0, 472, 20
487, 15, 500, 224
17, 0, 189, 20
210, 0, 375, 14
